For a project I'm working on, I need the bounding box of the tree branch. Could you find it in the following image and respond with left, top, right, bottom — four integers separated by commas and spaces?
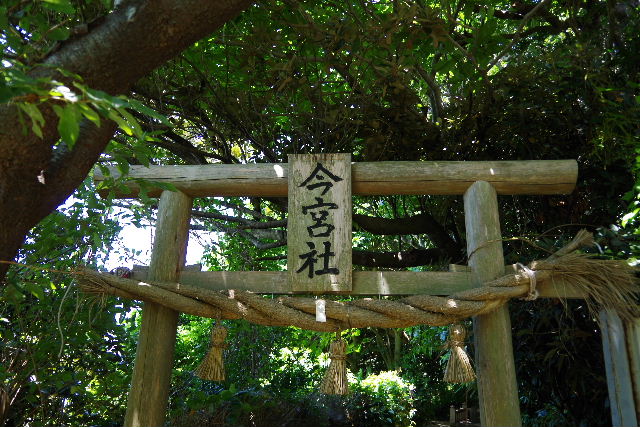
503, 24, 565, 40
255, 248, 451, 268
353, 213, 463, 261
413, 63, 444, 121
192, 220, 286, 250
190, 208, 464, 263
191, 209, 286, 229
486, 0, 554, 71
352, 248, 449, 268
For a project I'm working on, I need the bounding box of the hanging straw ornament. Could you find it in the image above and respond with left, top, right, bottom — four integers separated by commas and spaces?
444, 324, 476, 383
196, 323, 228, 381
320, 333, 349, 395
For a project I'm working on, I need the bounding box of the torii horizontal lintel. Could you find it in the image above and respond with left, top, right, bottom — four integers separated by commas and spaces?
94, 159, 578, 198
130, 265, 587, 298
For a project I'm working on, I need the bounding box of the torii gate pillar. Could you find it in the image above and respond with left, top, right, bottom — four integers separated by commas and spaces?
124, 190, 193, 427
464, 181, 521, 426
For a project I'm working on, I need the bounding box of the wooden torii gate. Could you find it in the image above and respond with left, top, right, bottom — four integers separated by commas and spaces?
94, 158, 639, 427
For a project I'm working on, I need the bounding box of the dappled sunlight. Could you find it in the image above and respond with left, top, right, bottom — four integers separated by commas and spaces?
273, 164, 285, 178
373, 271, 391, 294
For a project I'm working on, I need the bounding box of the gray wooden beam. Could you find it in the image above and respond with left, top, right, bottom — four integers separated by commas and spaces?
124, 191, 193, 427
95, 160, 578, 198
464, 181, 521, 426
601, 310, 638, 427
129, 268, 586, 298
626, 318, 640, 422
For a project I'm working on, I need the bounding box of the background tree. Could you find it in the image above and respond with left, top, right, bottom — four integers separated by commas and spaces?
0, 0, 252, 281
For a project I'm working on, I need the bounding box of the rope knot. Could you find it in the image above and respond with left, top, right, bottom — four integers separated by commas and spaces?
329, 354, 347, 361
212, 342, 229, 349
446, 339, 464, 348
516, 262, 538, 301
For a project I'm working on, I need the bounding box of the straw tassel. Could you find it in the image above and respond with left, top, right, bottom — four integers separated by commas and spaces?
196, 323, 228, 381
444, 324, 476, 383
320, 335, 348, 395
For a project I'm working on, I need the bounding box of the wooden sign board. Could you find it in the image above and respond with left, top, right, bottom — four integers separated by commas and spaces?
287, 154, 352, 292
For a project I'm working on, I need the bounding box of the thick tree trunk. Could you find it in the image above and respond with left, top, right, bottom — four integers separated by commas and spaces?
0, 0, 253, 281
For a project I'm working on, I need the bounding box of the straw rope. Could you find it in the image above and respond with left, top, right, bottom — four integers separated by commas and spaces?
76, 249, 639, 332
320, 336, 349, 395
443, 324, 476, 383
73, 267, 535, 332
195, 324, 228, 381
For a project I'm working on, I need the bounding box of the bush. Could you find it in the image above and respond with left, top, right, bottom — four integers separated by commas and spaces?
346, 371, 416, 427
170, 385, 327, 427
169, 371, 417, 427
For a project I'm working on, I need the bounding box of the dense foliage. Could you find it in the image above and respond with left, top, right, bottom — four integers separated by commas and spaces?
2, 0, 639, 426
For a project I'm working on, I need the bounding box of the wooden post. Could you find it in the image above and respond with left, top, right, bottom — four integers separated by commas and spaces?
464, 181, 521, 427
626, 318, 640, 422
600, 310, 638, 427
124, 190, 192, 427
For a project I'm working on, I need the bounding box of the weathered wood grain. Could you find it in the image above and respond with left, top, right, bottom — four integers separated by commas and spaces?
94, 160, 578, 198
288, 154, 352, 292
124, 191, 192, 427
464, 181, 521, 427
129, 268, 586, 298
601, 310, 639, 427
625, 318, 640, 423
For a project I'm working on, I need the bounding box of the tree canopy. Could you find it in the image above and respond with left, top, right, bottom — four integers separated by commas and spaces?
1, 0, 639, 425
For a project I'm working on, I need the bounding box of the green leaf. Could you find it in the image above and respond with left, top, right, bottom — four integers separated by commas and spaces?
116, 158, 130, 175
56, 68, 83, 81
24, 282, 44, 300
149, 181, 178, 192
106, 109, 134, 136
18, 103, 45, 138
18, 103, 45, 127
83, 87, 114, 104
2, 284, 25, 304
133, 148, 150, 167
48, 27, 71, 41
52, 104, 81, 147
621, 208, 639, 227
0, 8, 9, 30
116, 107, 143, 138
97, 164, 111, 178
41, 0, 75, 14
0, 86, 15, 103
78, 103, 101, 127
127, 99, 172, 126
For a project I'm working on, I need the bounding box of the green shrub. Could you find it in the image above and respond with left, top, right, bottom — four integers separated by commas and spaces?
346, 371, 416, 427
170, 385, 328, 427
